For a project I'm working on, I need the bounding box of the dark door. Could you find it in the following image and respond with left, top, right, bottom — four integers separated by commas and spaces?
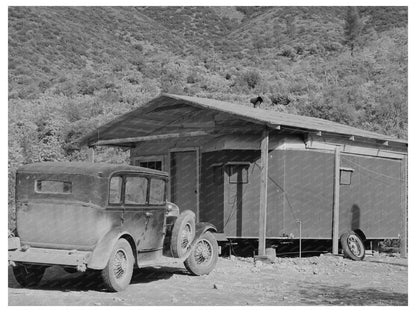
170, 150, 198, 218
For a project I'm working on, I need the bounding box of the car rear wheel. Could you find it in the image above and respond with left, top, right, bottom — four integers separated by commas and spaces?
340, 231, 365, 261
13, 265, 46, 287
101, 238, 134, 292
184, 231, 218, 276
170, 210, 196, 258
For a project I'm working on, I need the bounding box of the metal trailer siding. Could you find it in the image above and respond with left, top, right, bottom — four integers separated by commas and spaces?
200, 149, 335, 238
133, 145, 404, 241
339, 154, 402, 238
274, 150, 335, 239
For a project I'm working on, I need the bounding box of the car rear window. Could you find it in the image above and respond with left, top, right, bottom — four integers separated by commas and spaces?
35, 180, 72, 194
149, 178, 166, 205
109, 176, 122, 204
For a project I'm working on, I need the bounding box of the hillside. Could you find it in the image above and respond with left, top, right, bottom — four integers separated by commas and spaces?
8, 6, 197, 100
8, 6, 408, 228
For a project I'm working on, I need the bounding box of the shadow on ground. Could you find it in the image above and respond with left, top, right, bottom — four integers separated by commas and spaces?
298, 283, 408, 305
8, 265, 188, 292
366, 259, 408, 268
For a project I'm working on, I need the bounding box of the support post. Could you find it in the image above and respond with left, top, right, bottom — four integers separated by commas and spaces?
296, 219, 302, 258
400, 155, 408, 258
332, 146, 341, 255
87, 147, 95, 163
258, 127, 269, 257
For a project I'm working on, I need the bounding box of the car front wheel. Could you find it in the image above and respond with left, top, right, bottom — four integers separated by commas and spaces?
170, 210, 196, 258
101, 238, 134, 292
184, 231, 218, 276
13, 265, 46, 287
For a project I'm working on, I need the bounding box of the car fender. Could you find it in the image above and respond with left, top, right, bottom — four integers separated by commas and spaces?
176, 222, 217, 261
193, 222, 217, 242
87, 228, 136, 270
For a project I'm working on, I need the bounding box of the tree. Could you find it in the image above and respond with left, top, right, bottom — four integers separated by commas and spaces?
344, 7, 363, 56
273, 20, 283, 48
285, 16, 296, 39
252, 32, 265, 55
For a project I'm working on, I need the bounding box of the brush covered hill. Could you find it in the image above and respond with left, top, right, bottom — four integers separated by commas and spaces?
8, 7, 407, 226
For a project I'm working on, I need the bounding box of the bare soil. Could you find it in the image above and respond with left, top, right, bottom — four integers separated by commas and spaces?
8, 253, 407, 306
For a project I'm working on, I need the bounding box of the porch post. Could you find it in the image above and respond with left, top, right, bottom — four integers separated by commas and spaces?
332, 146, 341, 254
87, 147, 95, 163
400, 155, 408, 258
258, 127, 269, 256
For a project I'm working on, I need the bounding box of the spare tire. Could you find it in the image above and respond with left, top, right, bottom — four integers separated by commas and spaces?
340, 231, 365, 261
170, 210, 196, 258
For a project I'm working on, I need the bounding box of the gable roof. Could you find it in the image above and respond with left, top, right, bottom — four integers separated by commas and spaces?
79, 93, 407, 146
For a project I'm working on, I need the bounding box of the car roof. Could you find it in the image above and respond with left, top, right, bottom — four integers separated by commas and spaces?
17, 162, 168, 178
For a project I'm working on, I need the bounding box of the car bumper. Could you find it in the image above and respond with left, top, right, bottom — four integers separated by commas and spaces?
8, 237, 91, 272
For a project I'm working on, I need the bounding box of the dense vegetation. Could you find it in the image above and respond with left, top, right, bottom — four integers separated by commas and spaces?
8, 6, 407, 229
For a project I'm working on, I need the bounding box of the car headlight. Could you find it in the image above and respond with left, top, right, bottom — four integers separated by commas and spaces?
166, 202, 180, 217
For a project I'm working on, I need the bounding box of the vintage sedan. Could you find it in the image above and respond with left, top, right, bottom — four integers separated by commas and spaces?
8, 162, 218, 291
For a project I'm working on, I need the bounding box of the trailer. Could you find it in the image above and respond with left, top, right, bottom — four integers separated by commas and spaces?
79, 94, 408, 259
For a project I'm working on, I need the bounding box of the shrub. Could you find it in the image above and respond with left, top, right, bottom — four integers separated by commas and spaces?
133, 43, 143, 51
186, 72, 198, 84
129, 56, 146, 72
241, 70, 262, 89
281, 45, 296, 59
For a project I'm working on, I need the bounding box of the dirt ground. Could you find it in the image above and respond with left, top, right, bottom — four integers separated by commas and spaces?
8, 252, 407, 306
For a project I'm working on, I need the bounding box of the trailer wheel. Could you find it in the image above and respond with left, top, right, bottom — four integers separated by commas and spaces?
13, 265, 46, 287
101, 238, 134, 292
170, 210, 196, 258
341, 231, 365, 261
184, 231, 218, 276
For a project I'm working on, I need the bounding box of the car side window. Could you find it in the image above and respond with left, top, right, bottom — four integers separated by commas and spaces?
109, 176, 122, 204
149, 178, 166, 205
125, 176, 148, 205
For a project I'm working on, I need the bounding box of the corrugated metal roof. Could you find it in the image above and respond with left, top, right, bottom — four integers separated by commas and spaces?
79, 94, 407, 145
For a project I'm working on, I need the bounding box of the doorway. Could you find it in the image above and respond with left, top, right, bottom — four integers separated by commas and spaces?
169, 149, 199, 220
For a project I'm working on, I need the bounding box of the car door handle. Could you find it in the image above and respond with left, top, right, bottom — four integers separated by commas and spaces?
145, 212, 153, 218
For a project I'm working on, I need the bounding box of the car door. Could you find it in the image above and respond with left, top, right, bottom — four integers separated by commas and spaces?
113, 174, 148, 252
140, 177, 167, 252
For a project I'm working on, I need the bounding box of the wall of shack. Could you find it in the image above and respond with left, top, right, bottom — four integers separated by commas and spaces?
130, 137, 405, 240
339, 154, 402, 239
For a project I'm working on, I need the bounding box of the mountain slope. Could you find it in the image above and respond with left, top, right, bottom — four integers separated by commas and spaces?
7, 6, 408, 229
8, 6, 194, 99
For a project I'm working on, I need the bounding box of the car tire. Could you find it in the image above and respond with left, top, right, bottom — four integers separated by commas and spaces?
170, 210, 196, 258
13, 265, 46, 287
184, 231, 218, 276
340, 231, 365, 261
101, 238, 134, 292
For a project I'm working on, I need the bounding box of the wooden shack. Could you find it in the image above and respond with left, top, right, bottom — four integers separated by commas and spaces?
79, 94, 408, 256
